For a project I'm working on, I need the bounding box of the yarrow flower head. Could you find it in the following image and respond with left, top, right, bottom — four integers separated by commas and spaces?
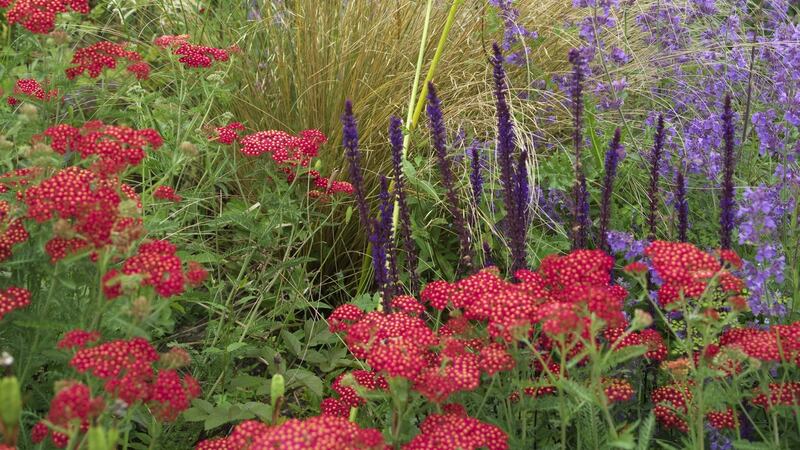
0, 0, 89, 34
65, 42, 147, 80
213, 122, 245, 144
32, 382, 104, 447
645, 241, 744, 306
155, 35, 231, 68
7, 78, 58, 105
153, 186, 182, 203
194, 416, 385, 450
0, 286, 31, 321
38, 120, 163, 174
403, 412, 509, 450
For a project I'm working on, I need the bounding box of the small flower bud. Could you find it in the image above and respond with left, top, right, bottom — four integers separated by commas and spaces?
129, 296, 151, 321
270, 374, 285, 409
631, 309, 653, 330
19, 103, 39, 120
179, 141, 199, 157
0, 376, 22, 429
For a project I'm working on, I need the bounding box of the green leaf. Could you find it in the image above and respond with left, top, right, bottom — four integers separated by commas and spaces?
281, 329, 303, 356
284, 368, 324, 397
226, 342, 248, 353
636, 413, 655, 450
558, 379, 595, 405
731, 441, 776, 450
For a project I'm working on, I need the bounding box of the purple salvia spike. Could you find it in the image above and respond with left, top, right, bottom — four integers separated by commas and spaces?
647, 114, 665, 241
468, 139, 484, 205
426, 82, 473, 273
720, 94, 737, 250
569, 48, 588, 249
378, 176, 397, 309
492, 43, 526, 270
389, 116, 420, 294
511, 149, 529, 271
599, 128, 622, 251
342, 100, 370, 232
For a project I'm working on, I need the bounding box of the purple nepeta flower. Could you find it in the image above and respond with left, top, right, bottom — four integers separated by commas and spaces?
488, 1, 539, 66
389, 115, 420, 294
427, 82, 473, 273
720, 94, 737, 249
599, 128, 623, 251
606, 230, 647, 260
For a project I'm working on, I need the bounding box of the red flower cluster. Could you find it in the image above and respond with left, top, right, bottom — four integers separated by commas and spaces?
154, 35, 230, 68
38, 120, 163, 174
720, 321, 800, 366
120, 240, 185, 297
603, 327, 668, 362
0, 0, 89, 34
645, 241, 744, 306
0, 218, 29, 261
0, 286, 31, 321
238, 128, 352, 198
321, 370, 388, 417
65, 42, 147, 80
706, 407, 737, 429
213, 122, 245, 144
69, 337, 200, 420
403, 412, 508, 450
752, 382, 800, 410
57, 329, 100, 349
23, 167, 143, 260
194, 416, 385, 450
652, 383, 692, 432
603, 378, 634, 403
7, 78, 58, 105
153, 185, 182, 202
31, 382, 104, 448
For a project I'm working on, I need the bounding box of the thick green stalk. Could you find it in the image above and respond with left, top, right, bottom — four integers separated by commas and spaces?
390, 0, 464, 237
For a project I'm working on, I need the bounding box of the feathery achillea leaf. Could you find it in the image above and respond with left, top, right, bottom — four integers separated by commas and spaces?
389, 116, 420, 294
647, 114, 666, 241
599, 128, 623, 251
720, 94, 737, 250
426, 82, 473, 273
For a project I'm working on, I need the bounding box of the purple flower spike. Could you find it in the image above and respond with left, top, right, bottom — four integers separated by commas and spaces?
427, 82, 473, 273
342, 101, 370, 232
389, 116, 420, 294
493, 42, 527, 271
377, 176, 396, 309
647, 114, 665, 241
599, 128, 622, 251
569, 48, 589, 249
720, 94, 737, 250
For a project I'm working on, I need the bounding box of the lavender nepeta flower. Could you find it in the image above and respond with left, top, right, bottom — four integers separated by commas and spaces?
599, 128, 622, 251
427, 82, 473, 273
606, 230, 647, 260
720, 94, 737, 249
487, 1, 538, 66
389, 116, 420, 294
646, 114, 665, 241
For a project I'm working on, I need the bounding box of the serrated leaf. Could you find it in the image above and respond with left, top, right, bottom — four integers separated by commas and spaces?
558, 379, 595, 404
636, 413, 655, 450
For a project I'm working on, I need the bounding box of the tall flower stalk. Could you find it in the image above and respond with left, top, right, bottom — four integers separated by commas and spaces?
426, 82, 473, 273
378, 176, 398, 309
598, 128, 622, 251
720, 94, 737, 250
389, 116, 420, 294
675, 163, 688, 242
492, 43, 527, 272
569, 48, 590, 250
647, 114, 665, 241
